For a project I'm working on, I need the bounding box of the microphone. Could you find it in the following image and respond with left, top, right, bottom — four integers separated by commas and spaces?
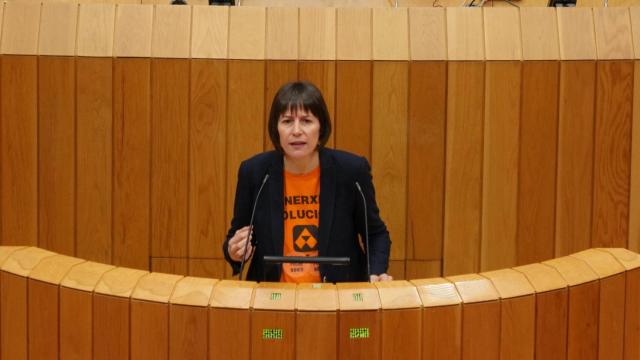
355, 182, 371, 281
238, 173, 270, 280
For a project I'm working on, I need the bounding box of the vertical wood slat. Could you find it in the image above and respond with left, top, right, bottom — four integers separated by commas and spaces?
592, 61, 634, 248
151, 258, 189, 276
536, 289, 569, 360
60, 287, 92, 359
372, 8, 408, 61
372, 61, 408, 261
339, 311, 381, 360
190, 59, 228, 259
38, 56, 76, 255
76, 57, 113, 264
169, 305, 208, 360
210, 308, 251, 360
299, 7, 336, 61
443, 61, 484, 276
191, 6, 228, 60
517, 61, 559, 265
228, 7, 266, 60
266, 7, 298, 60
38, 2, 77, 57
408, 8, 447, 61
462, 301, 501, 360
77, 4, 115, 58
336, 7, 371, 61
0, 2, 41, 56
225, 61, 265, 274
422, 305, 461, 359
151, 59, 190, 258
520, 7, 560, 61
625, 268, 640, 359
630, 11, 640, 253
0, 56, 38, 246
151, 5, 191, 59
93, 294, 130, 360
557, 8, 597, 61
113, 4, 153, 58
598, 273, 626, 360
567, 281, 600, 360
335, 61, 371, 159
446, 8, 484, 61
407, 61, 446, 261
28, 280, 60, 359
481, 61, 521, 272
113, 58, 151, 269
264, 60, 298, 150
0, 272, 27, 360
555, 61, 596, 256
251, 311, 296, 360
131, 300, 170, 359
593, 8, 634, 60
299, 61, 336, 147
483, 8, 522, 61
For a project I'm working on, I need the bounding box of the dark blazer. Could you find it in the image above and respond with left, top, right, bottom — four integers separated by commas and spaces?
223, 148, 391, 282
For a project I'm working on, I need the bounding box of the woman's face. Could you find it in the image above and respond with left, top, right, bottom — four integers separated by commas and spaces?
278, 107, 321, 160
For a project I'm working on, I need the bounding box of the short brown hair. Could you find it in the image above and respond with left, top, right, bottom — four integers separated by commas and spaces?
268, 81, 332, 152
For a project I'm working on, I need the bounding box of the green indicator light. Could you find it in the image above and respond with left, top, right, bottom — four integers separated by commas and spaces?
352, 293, 363, 302
349, 328, 370, 339
270, 292, 282, 301
262, 328, 284, 340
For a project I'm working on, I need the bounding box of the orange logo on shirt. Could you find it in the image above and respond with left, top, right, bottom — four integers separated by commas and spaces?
293, 225, 319, 252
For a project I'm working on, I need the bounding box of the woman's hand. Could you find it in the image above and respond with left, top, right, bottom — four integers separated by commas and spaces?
227, 226, 255, 262
370, 273, 393, 282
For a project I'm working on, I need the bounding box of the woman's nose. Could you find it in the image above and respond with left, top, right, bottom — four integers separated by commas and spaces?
292, 120, 302, 134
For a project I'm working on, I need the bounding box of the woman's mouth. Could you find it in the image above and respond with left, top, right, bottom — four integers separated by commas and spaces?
289, 141, 306, 148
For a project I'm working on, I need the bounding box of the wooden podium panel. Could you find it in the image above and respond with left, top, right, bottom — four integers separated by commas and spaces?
60, 287, 93, 359
210, 280, 256, 360
93, 294, 130, 360
28, 279, 60, 359
131, 300, 169, 359
413, 278, 462, 359
1, 56, 38, 246
0, 272, 28, 360
251, 283, 297, 360
376, 281, 422, 359
296, 283, 338, 360
338, 283, 381, 360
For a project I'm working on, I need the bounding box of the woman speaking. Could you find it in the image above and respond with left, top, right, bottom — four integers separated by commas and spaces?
223, 81, 392, 283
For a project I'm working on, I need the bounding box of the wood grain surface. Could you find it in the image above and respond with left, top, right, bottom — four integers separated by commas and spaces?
77, 4, 115, 57
535, 289, 568, 360
93, 294, 130, 360
336, 61, 371, 159
169, 304, 208, 360
113, 58, 151, 269
598, 273, 625, 360
251, 310, 295, 360
299, 7, 336, 60
151, 59, 190, 258
567, 281, 599, 360
518, 61, 559, 265
462, 301, 500, 360
422, 305, 461, 360
190, 59, 228, 259
592, 61, 633, 248
625, 269, 640, 360
210, 308, 250, 360
266, 7, 298, 60
0, 272, 27, 360
631, 61, 640, 252
1, 2, 40, 55
408, 8, 446, 61
372, 61, 408, 261
381, 308, 421, 359
443, 61, 484, 275
76, 57, 113, 264
191, 6, 228, 59
407, 61, 445, 261
38, 56, 76, 256
28, 280, 59, 359
481, 61, 521, 272
336, 7, 371, 60
556, 61, 596, 256
1, 56, 38, 246
500, 296, 535, 360
131, 300, 169, 359
339, 310, 381, 360
60, 287, 92, 360
296, 312, 337, 360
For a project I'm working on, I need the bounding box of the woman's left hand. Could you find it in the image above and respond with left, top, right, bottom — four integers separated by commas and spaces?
370, 273, 393, 282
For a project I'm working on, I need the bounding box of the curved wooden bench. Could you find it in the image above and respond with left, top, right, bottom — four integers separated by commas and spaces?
0, 246, 638, 360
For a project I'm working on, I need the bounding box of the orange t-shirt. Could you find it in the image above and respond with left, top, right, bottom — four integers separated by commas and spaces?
280, 166, 321, 283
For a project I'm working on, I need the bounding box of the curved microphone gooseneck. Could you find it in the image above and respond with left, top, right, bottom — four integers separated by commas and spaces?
238, 173, 270, 280
355, 182, 371, 282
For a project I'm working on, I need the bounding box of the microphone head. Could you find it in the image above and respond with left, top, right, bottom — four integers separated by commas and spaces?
355, 181, 362, 192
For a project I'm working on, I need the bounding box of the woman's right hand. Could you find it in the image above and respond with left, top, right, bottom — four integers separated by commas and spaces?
228, 226, 255, 262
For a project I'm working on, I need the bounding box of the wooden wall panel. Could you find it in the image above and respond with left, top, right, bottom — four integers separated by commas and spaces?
93, 294, 130, 360
335, 61, 371, 159
0, 272, 27, 360
520, 8, 560, 61
60, 287, 92, 360
336, 7, 371, 60
632, 61, 640, 252
190, 59, 228, 259
151, 258, 189, 275
225, 60, 265, 246
408, 8, 446, 61
264, 61, 298, 150
28, 280, 59, 359
372, 8, 408, 61
189, 259, 226, 279
113, 58, 151, 269
228, 7, 266, 60
38, 56, 76, 255
592, 61, 633, 248
113, 4, 153, 58
151, 59, 190, 258
0, 2, 40, 56
483, 8, 522, 61
567, 281, 599, 360
557, 8, 597, 61
517, 61, 559, 265
299, 8, 336, 61
372, 62, 408, 261
593, 8, 634, 60
556, 61, 596, 256
446, 8, 484, 61
151, 5, 191, 59
535, 289, 568, 360
77, 4, 115, 58
191, 6, 228, 59
131, 300, 169, 359
76, 57, 112, 264
407, 61, 445, 261
38, 2, 77, 57
266, 7, 298, 60
169, 305, 208, 360
481, 61, 521, 272
443, 62, 484, 276
299, 61, 336, 147
0, 56, 38, 246
625, 269, 640, 359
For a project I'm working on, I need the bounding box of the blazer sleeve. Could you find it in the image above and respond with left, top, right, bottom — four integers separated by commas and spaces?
355, 157, 391, 275
222, 161, 252, 275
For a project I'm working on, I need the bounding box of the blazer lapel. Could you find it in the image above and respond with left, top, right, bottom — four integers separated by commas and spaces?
268, 155, 284, 256
318, 149, 336, 256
